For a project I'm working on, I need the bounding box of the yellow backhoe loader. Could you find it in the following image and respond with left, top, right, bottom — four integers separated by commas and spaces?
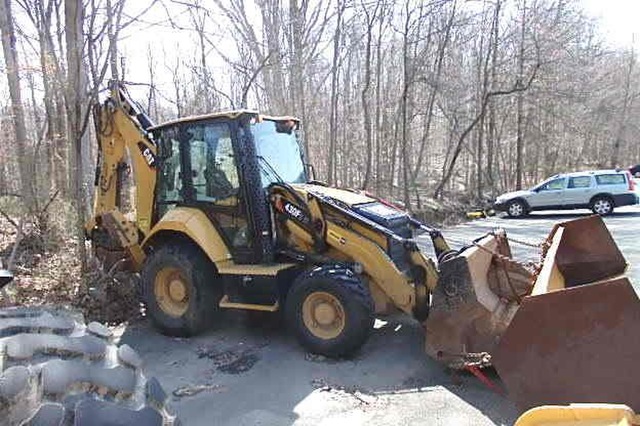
87, 82, 639, 412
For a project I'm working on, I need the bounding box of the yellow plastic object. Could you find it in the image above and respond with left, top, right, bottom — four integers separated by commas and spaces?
515, 404, 640, 426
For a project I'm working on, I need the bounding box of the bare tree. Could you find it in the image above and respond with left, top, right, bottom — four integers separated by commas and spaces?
0, 0, 35, 210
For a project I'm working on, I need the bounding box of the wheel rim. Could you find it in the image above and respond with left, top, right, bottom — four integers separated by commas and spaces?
509, 202, 523, 216
594, 199, 611, 214
302, 291, 346, 340
154, 267, 190, 317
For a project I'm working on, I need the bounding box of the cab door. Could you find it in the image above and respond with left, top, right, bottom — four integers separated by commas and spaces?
155, 120, 259, 264
563, 176, 594, 207
530, 177, 566, 208
181, 121, 258, 263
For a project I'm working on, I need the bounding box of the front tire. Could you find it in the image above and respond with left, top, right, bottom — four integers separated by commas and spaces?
506, 199, 527, 218
141, 242, 221, 336
286, 265, 374, 358
591, 196, 614, 215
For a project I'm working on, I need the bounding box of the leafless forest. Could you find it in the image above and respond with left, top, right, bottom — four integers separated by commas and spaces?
0, 0, 639, 258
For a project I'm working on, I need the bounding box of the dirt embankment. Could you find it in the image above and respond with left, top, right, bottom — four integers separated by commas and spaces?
409, 194, 493, 226
0, 210, 140, 325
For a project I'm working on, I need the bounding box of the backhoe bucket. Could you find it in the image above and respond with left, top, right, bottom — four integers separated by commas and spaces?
493, 216, 640, 411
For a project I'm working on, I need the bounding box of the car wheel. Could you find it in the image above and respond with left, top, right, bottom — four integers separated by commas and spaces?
506, 200, 527, 218
591, 196, 614, 215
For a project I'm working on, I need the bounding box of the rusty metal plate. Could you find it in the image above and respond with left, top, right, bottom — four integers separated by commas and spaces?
552, 216, 627, 287
493, 278, 640, 411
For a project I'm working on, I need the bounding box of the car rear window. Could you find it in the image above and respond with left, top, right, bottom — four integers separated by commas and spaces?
568, 176, 591, 188
595, 174, 626, 185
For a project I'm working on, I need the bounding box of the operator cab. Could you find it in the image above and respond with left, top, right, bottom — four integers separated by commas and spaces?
150, 111, 307, 265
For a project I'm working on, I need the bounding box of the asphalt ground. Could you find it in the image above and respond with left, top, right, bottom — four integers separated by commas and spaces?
121, 205, 640, 425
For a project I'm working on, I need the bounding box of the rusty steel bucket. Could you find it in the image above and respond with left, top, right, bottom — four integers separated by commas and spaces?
424, 230, 533, 368
493, 215, 640, 411
424, 215, 639, 410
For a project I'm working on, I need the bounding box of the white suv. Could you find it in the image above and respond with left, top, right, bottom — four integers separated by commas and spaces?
494, 169, 639, 218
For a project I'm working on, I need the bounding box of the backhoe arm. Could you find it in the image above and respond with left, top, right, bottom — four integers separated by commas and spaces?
87, 82, 157, 267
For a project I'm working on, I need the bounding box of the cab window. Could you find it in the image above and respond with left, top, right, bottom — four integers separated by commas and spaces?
186, 123, 239, 204
595, 174, 626, 185
155, 134, 184, 219
539, 178, 566, 191
567, 176, 592, 189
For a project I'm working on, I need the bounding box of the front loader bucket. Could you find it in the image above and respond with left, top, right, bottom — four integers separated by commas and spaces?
424, 231, 533, 368
493, 216, 640, 411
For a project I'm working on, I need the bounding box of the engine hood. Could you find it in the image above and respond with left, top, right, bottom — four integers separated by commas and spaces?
290, 183, 411, 234
291, 183, 376, 207
496, 190, 532, 202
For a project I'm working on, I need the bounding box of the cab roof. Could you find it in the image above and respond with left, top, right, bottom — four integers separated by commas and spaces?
149, 109, 300, 131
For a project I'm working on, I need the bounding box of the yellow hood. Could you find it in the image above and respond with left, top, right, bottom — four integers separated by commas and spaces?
291, 184, 375, 207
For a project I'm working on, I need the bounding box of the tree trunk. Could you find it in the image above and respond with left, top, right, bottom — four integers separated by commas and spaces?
400, 2, 412, 210
65, 0, 88, 270
610, 49, 635, 168
373, 6, 385, 194
359, 1, 379, 190
327, 0, 344, 184
0, 0, 35, 211
486, 0, 501, 194
515, 0, 526, 190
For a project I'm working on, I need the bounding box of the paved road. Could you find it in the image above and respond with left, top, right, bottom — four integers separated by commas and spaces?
121, 206, 639, 425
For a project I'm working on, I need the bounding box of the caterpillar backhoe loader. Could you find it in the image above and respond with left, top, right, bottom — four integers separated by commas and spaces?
87, 82, 639, 411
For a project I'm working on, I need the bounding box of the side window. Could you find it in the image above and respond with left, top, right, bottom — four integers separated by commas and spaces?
188, 123, 239, 204
567, 176, 592, 189
540, 178, 566, 191
157, 138, 183, 204
595, 174, 626, 185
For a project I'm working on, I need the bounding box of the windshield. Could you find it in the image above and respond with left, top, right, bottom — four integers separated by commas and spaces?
251, 120, 306, 187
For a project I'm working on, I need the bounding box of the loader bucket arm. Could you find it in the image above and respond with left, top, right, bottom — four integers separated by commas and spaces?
493, 215, 640, 411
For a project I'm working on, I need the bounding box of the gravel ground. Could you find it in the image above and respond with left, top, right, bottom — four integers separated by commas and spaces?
120, 205, 640, 425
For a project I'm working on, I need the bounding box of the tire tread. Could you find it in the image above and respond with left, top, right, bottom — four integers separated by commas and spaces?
286, 265, 374, 358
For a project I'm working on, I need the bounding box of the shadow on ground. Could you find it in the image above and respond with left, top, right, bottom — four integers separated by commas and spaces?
121, 312, 519, 426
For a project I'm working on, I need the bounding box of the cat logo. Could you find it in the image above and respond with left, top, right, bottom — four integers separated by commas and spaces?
137, 142, 156, 168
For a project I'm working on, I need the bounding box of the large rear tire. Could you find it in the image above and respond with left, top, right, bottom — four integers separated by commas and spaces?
285, 265, 374, 358
0, 307, 176, 425
141, 242, 221, 337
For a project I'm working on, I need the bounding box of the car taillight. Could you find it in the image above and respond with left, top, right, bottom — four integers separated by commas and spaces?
627, 172, 636, 190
